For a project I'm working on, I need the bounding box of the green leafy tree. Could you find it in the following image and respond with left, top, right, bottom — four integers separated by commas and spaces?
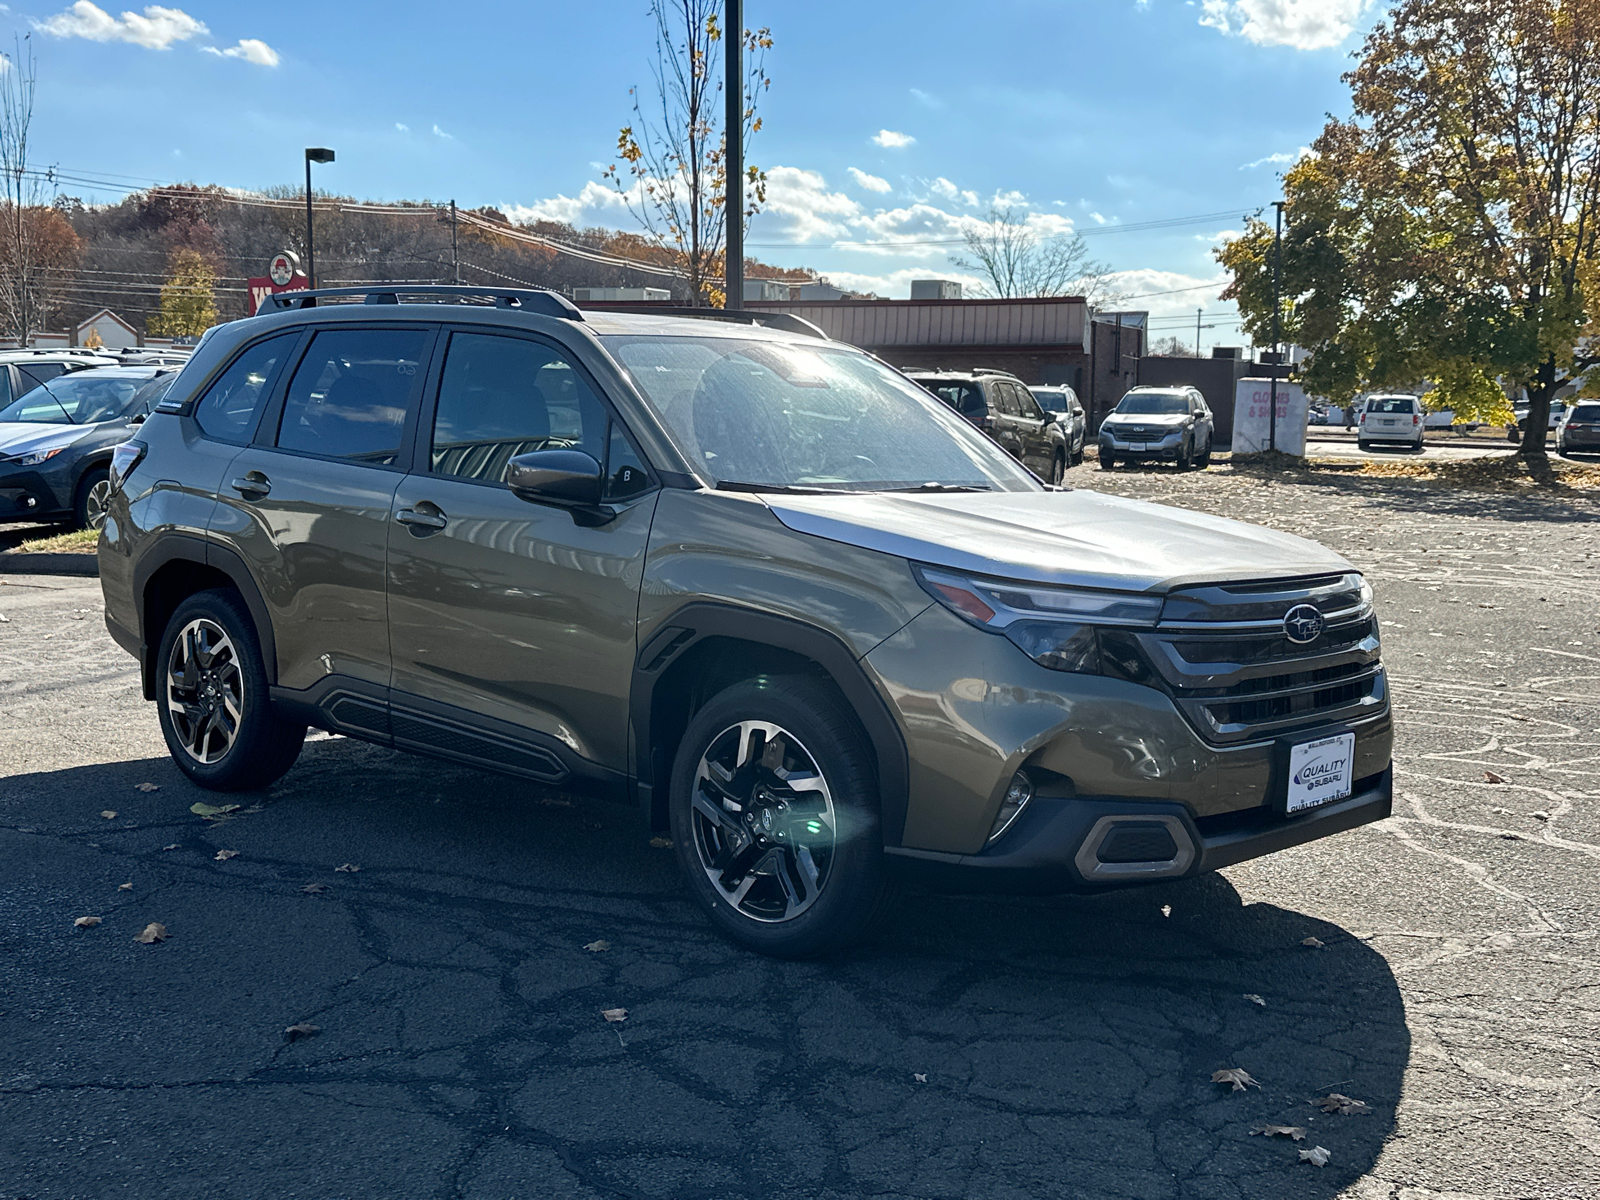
149, 249, 218, 337
1217, 0, 1600, 458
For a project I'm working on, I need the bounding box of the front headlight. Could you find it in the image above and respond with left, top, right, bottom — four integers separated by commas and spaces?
8, 446, 67, 467
914, 564, 1163, 674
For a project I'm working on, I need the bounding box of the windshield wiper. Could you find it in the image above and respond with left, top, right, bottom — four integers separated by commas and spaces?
25, 380, 78, 425
714, 480, 854, 495
881, 482, 992, 493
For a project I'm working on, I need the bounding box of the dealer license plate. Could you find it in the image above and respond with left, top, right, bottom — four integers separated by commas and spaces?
1286, 733, 1355, 813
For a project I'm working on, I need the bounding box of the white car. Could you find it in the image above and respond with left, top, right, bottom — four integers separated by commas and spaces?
1358, 395, 1425, 452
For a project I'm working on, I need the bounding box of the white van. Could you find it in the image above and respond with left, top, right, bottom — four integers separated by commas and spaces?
1358, 394, 1425, 452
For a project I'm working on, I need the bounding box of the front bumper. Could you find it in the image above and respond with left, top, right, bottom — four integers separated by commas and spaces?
0, 467, 69, 520
887, 766, 1393, 894
1100, 430, 1183, 458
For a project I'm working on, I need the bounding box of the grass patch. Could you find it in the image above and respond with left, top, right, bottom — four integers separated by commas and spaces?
9, 527, 99, 554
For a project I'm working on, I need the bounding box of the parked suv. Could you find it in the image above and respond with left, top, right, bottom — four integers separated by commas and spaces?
1556, 401, 1600, 456
1029, 385, 1087, 466
101, 287, 1393, 958
1358, 394, 1425, 452
1097, 386, 1214, 470
904, 368, 1071, 484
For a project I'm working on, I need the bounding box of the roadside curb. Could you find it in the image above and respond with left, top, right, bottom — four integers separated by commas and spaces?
0, 553, 99, 577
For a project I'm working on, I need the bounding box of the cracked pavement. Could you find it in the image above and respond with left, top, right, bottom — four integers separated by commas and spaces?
1, 463, 1597, 1199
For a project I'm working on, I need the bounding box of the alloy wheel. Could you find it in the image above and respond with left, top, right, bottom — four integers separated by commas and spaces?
689, 720, 838, 923
83, 478, 112, 530
165, 618, 244, 764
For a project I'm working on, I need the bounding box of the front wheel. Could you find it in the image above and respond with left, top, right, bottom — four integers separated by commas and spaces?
668, 676, 893, 959
1049, 451, 1066, 486
156, 589, 305, 791
74, 467, 112, 531
1176, 439, 1193, 470
1099, 450, 1116, 470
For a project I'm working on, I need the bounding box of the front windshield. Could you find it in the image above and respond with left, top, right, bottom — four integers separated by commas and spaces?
604, 335, 1040, 492
1032, 389, 1070, 412
1114, 392, 1187, 416
0, 374, 150, 425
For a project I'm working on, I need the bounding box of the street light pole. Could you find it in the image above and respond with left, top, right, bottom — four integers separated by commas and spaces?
1196, 308, 1202, 358
724, 0, 744, 310
451, 199, 459, 284
1269, 199, 1284, 454
304, 147, 336, 288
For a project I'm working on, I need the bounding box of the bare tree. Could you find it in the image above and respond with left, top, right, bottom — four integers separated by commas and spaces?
951, 207, 1121, 305
0, 38, 77, 346
605, 1, 772, 306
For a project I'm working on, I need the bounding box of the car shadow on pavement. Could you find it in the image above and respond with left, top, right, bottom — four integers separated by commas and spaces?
1, 740, 1406, 1200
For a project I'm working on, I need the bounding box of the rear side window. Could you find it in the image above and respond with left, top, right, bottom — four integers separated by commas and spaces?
991, 382, 1020, 416
277, 328, 428, 466
193, 334, 298, 442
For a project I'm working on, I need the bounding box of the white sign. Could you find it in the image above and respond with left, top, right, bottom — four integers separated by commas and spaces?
1232, 377, 1308, 455
269, 251, 301, 287
1286, 732, 1354, 813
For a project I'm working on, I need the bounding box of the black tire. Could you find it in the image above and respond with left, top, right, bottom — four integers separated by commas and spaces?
74, 467, 112, 531
155, 589, 305, 792
1357, 439, 1370, 451
1071, 435, 1085, 466
1099, 451, 1116, 470
1197, 442, 1212, 469
668, 675, 894, 959
1050, 451, 1066, 486
1176, 439, 1192, 471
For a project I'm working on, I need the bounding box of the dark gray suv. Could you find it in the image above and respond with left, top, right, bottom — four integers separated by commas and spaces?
101, 286, 1392, 958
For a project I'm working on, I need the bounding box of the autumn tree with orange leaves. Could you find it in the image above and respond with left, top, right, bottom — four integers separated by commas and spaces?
1218, 0, 1600, 461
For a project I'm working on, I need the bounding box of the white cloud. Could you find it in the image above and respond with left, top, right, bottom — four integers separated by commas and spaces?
1196, 228, 1244, 243
808, 265, 987, 300
1089, 212, 1108, 225
848, 167, 892, 194
1198, 0, 1371, 51
908, 88, 942, 110
220, 37, 277, 66
503, 181, 632, 227
36, 2, 207, 49
991, 189, 1028, 208
1103, 268, 1231, 317
432, 124, 453, 139
395, 122, 410, 134
1240, 146, 1311, 169
759, 166, 864, 243
871, 129, 915, 149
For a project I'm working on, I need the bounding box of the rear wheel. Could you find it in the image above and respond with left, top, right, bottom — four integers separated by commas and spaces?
74, 467, 111, 531
1357, 439, 1371, 451
668, 676, 893, 959
156, 589, 305, 792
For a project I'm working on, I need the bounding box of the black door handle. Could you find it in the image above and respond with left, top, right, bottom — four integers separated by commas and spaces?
230, 472, 271, 498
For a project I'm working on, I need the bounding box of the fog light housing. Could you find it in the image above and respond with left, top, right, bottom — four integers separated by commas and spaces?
988, 771, 1034, 843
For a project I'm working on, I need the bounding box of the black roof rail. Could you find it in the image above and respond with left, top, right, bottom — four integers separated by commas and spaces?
266, 284, 583, 321
578, 303, 829, 340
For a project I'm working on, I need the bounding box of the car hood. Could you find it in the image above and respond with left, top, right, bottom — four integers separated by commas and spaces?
1102, 412, 1188, 427
764, 488, 1353, 593
0, 423, 92, 459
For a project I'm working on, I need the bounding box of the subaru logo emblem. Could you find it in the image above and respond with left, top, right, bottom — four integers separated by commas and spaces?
1283, 604, 1325, 644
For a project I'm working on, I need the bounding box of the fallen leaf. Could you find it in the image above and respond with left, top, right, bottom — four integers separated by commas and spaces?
1211, 1068, 1259, 1091
1500, 832, 1525, 841
135, 783, 160, 793
1250, 1124, 1307, 1141
601, 1007, 628, 1023
1244, 993, 1266, 1006
133, 922, 167, 944
1484, 771, 1507, 784
190, 802, 241, 818
913, 1073, 928, 1083
1301, 936, 1325, 948
334, 863, 361, 873
1531, 810, 1551, 822
1160, 904, 1172, 918
73, 916, 101, 929
100, 810, 117, 820
1315, 1093, 1373, 1116
117, 882, 133, 892
1299, 1146, 1331, 1168
584, 939, 611, 953
648, 836, 673, 849
161, 844, 179, 851
214, 849, 239, 861
301, 883, 327, 895
284, 1022, 320, 1043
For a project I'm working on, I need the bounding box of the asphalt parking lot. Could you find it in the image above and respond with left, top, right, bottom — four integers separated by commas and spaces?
2, 464, 1598, 1200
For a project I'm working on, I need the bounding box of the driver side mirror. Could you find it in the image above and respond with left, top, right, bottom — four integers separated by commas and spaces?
506, 449, 604, 508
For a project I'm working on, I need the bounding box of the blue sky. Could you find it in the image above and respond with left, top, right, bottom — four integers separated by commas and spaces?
8, 0, 1382, 347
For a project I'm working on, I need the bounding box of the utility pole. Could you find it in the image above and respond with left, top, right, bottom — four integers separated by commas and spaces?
1196, 308, 1202, 358
450, 199, 459, 284
724, 0, 744, 311
1269, 200, 1285, 454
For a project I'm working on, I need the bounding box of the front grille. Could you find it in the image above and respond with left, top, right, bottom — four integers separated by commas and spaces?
1139, 573, 1387, 745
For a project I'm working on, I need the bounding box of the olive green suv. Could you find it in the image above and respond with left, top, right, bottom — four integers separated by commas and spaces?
100, 286, 1392, 958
